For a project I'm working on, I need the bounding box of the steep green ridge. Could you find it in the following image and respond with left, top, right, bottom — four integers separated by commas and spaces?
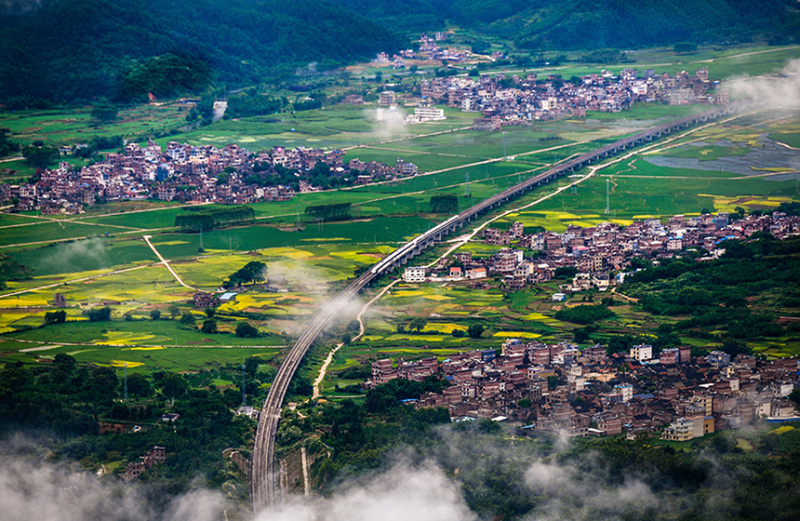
0, 0, 405, 103
1, 0, 797, 104
337, 0, 798, 49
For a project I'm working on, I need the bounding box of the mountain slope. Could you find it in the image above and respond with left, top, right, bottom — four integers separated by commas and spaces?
337, 0, 798, 49
0, 0, 406, 103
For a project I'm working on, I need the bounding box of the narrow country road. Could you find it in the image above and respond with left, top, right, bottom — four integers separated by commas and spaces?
143, 235, 196, 290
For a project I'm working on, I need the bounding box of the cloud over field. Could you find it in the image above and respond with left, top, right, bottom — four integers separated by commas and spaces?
728, 58, 800, 109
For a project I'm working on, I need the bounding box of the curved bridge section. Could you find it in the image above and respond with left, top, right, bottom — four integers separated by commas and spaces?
251, 102, 748, 510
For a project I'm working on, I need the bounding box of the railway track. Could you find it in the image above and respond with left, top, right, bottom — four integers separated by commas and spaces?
251, 101, 751, 511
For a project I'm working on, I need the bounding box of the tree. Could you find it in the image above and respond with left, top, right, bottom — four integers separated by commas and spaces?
409, 317, 427, 333
430, 195, 458, 213
44, 310, 66, 324
226, 261, 267, 286
789, 389, 800, 408
168, 304, 180, 319
126, 372, 152, 398
205, 307, 216, 318
22, 143, 59, 169
149, 309, 161, 321
305, 203, 351, 222
201, 318, 217, 333
674, 42, 698, 53
467, 323, 485, 338
82, 367, 119, 405
157, 372, 187, 398
91, 104, 118, 121
573, 328, 590, 343
235, 322, 259, 338
554, 266, 578, 279
0, 128, 20, 157
84, 306, 112, 322
180, 311, 196, 326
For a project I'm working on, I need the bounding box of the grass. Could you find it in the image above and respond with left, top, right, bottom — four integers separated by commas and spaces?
4, 50, 800, 376
0, 103, 193, 147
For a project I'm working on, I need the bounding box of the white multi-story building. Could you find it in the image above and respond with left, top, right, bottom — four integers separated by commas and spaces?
630, 344, 653, 362
410, 106, 445, 123
403, 266, 427, 283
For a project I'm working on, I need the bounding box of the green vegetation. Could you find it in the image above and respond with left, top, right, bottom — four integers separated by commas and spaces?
225, 261, 267, 288
0, 0, 405, 104
0, 354, 255, 500
621, 234, 800, 355
305, 202, 352, 222
430, 194, 459, 213
118, 53, 212, 102
340, 0, 798, 51
174, 205, 255, 231
554, 304, 615, 325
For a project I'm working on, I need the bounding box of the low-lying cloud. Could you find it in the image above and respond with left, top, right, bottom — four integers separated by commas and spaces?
0, 454, 225, 521
727, 58, 800, 109
255, 462, 477, 521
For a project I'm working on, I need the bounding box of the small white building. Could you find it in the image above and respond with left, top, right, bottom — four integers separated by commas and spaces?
614, 384, 634, 403
403, 266, 427, 283
630, 344, 653, 362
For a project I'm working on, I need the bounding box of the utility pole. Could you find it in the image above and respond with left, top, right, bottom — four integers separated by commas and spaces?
123, 363, 128, 402
605, 178, 611, 215
503, 131, 507, 160
464, 171, 470, 197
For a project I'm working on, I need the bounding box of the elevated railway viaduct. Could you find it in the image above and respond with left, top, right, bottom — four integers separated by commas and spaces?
251, 101, 749, 511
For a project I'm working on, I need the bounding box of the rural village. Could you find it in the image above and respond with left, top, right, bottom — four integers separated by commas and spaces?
369, 337, 800, 441
2, 57, 723, 215
404, 211, 800, 291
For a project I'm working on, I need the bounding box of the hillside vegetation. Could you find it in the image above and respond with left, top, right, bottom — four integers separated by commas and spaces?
1, 0, 797, 104
337, 0, 799, 50
0, 0, 405, 104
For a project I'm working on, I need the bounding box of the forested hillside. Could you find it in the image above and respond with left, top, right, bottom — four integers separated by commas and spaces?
336, 0, 799, 50
0, 0, 797, 104
0, 0, 405, 104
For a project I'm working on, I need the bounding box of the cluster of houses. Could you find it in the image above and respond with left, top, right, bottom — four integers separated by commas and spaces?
368, 341, 799, 439
1, 141, 417, 214
404, 211, 800, 292
375, 31, 471, 69
409, 67, 722, 128
121, 445, 166, 482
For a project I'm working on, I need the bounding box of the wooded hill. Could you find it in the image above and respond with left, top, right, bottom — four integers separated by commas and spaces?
336, 0, 799, 51
0, 0, 405, 104
1, 0, 797, 104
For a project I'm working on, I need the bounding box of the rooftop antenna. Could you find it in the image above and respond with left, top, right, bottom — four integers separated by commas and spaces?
605, 178, 611, 215
464, 171, 470, 197
123, 363, 128, 402
241, 363, 247, 407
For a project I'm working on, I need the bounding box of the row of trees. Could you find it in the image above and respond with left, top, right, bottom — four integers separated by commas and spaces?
430, 194, 458, 213
174, 205, 255, 231
305, 202, 352, 222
